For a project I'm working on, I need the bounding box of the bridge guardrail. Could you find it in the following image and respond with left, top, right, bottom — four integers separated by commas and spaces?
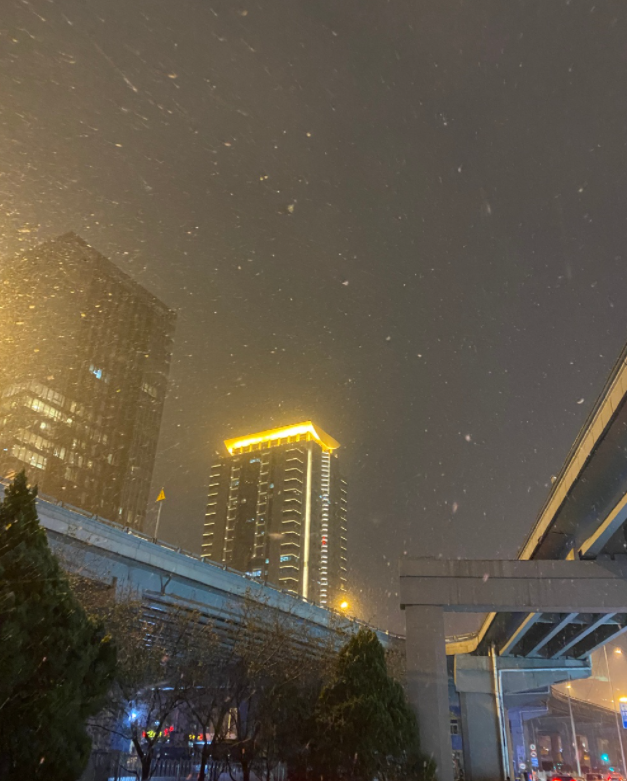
517, 341, 627, 560
0, 478, 402, 641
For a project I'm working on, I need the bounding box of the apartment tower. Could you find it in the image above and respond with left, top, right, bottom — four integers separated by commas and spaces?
202, 422, 348, 607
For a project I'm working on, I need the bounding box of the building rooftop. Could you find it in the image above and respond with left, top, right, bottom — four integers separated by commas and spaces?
224, 421, 340, 454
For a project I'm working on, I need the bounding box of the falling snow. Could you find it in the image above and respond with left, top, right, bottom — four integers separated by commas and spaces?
0, 0, 625, 648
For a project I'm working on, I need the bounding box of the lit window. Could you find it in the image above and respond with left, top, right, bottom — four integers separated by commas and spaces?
89, 365, 109, 383
27, 397, 63, 421
11, 445, 47, 470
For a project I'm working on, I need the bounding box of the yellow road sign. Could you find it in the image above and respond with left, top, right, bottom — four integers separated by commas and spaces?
156, 489, 166, 502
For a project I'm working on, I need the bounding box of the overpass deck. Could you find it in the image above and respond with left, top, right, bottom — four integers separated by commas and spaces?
0, 484, 400, 651
447, 342, 627, 660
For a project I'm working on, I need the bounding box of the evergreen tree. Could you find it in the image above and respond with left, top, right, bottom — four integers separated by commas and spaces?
0, 472, 116, 781
315, 627, 433, 781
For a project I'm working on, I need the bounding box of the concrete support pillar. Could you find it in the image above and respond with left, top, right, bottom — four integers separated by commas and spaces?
455, 656, 503, 781
505, 709, 516, 779
458, 691, 502, 781
405, 605, 453, 781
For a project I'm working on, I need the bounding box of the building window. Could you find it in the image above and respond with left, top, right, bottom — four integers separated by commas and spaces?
11, 445, 47, 470
89, 365, 106, 381
16, 429, 52, 452
26, 397, 64, 421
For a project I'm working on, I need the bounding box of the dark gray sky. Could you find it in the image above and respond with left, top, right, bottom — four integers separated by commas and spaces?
2, 0, 627, 634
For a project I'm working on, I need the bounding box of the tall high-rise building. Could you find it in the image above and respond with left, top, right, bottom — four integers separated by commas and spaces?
0, 233, 175, 530
202, 422, 348, 607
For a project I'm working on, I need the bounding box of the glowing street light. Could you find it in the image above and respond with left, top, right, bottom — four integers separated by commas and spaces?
339, 600, 349, 611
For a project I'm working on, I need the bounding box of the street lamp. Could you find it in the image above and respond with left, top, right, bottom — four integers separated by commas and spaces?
603, 645, 627, 775
339, 600, 349, 611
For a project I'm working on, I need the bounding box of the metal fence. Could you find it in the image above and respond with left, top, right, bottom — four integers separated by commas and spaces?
86, 751, 286, 781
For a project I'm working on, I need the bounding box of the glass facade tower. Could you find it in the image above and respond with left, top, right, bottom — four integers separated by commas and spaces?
0, 233, 175, 530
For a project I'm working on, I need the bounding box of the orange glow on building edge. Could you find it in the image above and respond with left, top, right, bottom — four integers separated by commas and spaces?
224, 421, 340, 454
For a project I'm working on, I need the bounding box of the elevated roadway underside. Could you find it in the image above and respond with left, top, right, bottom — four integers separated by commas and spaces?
401, 342, 627, 781
449, 343, 627, 660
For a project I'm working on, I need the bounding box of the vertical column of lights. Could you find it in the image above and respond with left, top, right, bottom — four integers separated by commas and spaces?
280, 447, 305, 593
202, 462, 222, 559
223, 461, 241, 563
254, 453, 270, 570
339, 478, 348, 591
319, 450, 331, 606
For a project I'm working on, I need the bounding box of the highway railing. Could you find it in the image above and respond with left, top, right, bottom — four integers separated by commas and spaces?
0, 478, 403, 642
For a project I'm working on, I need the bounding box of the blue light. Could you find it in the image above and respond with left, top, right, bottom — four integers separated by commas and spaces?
601, 753, 610, 763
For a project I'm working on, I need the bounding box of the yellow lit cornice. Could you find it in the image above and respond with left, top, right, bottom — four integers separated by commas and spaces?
224, 421, 340, 454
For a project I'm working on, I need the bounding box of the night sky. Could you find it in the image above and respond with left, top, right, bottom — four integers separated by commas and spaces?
2, 0, 627, 637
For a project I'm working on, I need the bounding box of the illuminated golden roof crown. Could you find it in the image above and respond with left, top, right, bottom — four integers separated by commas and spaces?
224, 421, 340, 454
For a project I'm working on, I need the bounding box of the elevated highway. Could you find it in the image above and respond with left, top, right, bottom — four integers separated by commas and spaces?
0, 485, 399, 652
451, 340, 627, 662
402, 342, 627, 781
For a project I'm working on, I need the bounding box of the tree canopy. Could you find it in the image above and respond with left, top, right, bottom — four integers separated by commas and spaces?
315, 627, 433, 781
0, 472, 116, 781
